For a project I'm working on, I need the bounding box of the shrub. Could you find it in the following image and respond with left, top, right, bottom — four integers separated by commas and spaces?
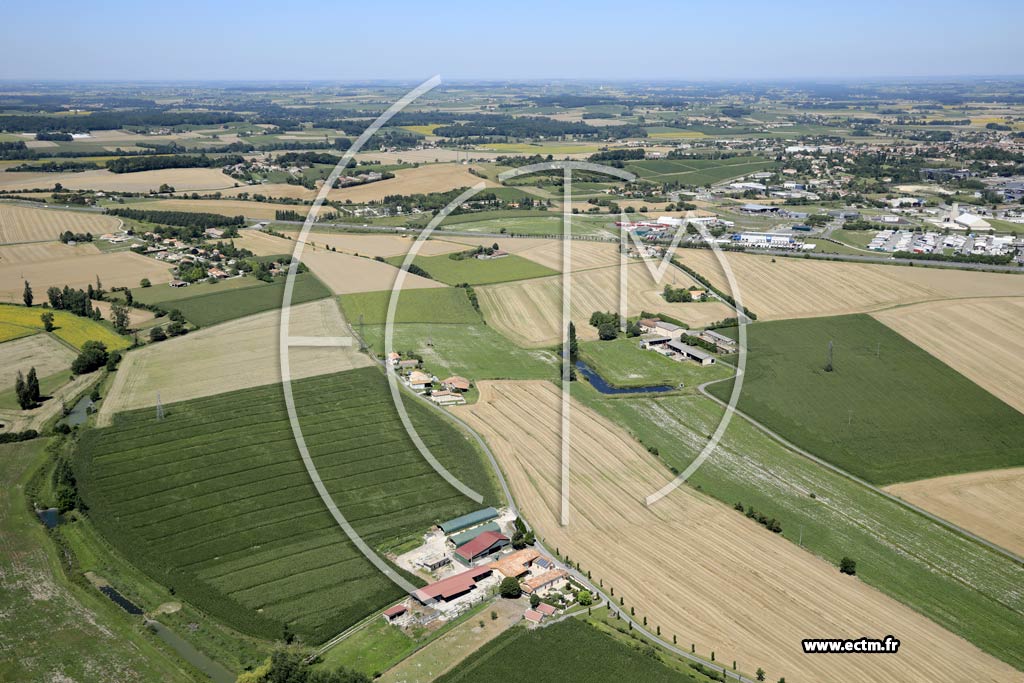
839, 557, 857, 575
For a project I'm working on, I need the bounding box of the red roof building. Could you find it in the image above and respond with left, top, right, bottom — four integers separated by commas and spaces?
524, 608, 544, 623
383, 604, 408, 620
454, 530, 509, 565
411, 566, 493, 604
535, 602, 556, 616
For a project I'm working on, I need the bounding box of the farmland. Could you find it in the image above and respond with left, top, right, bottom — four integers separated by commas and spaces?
453, 381, 1022, 682
97, 299, 372, 424
0, 240, 101, 264
282, 231, 468, 258
390, 252, 559, 286
707, 314, 1024, 484
476, 264, 734, 347
0, 440, 194, 683
0, 203, 121, 244
325, 163, 497, 203
579, 337, 732, 389
0, 303, 131, 350
78, 366, 501, 644
0, 333, 75, 392
125, 198, 301, 221
0, 251, 173, 303
434, 213, 618, 238
130, 272, 332, 327
576, 386, 1024, 671
339, 287, 480, 325
885, 468, 1024, 557
872, 297, 1024, 414
435, 620, 705, 683
0, 168, 238, 193
300, 248, 444, 294
673, 248, 1024, 320
624, 156, 776, 185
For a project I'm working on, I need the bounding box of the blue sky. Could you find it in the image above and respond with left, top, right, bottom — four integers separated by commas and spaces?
2, 0, 1021, 81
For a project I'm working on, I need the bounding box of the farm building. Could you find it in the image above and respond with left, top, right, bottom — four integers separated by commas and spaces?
666, 340, 716, 365
383, 603, 408, 623
439, 507, 499, 535
639, 334, 672, 350
407, 370, 433, 391
412, 566, 494, 605
453, 530, 509, 565
448, 521, 503, 549
417, 553, 451, 571
524, 608, 544, 624
638, 318, 683, 338
738, 203, 779, 214
441, 376, 471, 392
490, 548, 541, 579
523, 569, 569, 595
429, 390, 465, 406
699, 329, 736, 352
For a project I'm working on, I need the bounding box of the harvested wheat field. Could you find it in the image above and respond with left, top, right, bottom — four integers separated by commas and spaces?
298, 247, 444, 295
325, 164, 497, 203
452, 381, 1020, 683
0, 252, 172, 303
97, 299, 372, 425
873, 297, 1024, 414
0, 203, 121, 244
885, 468, 1024, 558
220, 183, 315, 201
675, 249, 1024, 320
134, 198, 301, 220
0, 334, 75, 392
281, 231, 469, 258
0, 241, 100, 265
354, 149, 504, 164
450, 236, 621, 272
477, 263, 733, 347
90, 299, 155, 328
0, 168, 237, 193
222, 229, 296, 256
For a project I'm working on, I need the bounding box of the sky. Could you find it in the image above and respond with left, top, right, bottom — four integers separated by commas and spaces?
1, 0, 1021, 82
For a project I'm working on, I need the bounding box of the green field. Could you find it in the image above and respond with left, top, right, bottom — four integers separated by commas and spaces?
130, 276, 260, 305
0, 439, 196, 683
579, 337, 732, 389
338, 287, 480, 325
707, 314, 1024, 484
77, 366, 501, 645
573, 384, 1024, 670
388, 253, 558, 286
362, 323, 559, 382
625, 157, 776, 186
435, 619, 708, 683
434, 214, 615, 237
131, 273, 331, 327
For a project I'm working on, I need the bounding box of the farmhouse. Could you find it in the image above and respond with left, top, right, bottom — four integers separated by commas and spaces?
439, 507, 499, 535
522, 569, 569, 595
490, 548, 541, 579
441, 376, 471, 392
453, 530, 510, 565
412, 566, 494, 605
666, 340, 716, 365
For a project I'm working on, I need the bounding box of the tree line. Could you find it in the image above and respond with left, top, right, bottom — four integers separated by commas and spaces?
106, 154, 244, 174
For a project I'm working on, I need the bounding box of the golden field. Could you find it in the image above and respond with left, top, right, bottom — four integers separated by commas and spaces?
0, 203, 121, 244
452, 381, 1020, 683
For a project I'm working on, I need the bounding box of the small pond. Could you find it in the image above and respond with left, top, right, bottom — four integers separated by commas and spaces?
146, 621, 235, 683
59, 395, 93, 427
575, 361, 675, 395
36, 507, 61, 528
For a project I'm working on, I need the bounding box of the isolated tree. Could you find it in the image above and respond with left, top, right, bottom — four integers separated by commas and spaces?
111, 302, 131, 335
839, 557, 857, 575
26, 367, 40, 404
577, 590, 593, 606
14, 371, 30, 410
498, 577, 522, 599
598, 322, 618, 341
756, 668, 766, 682
140, 278, 151, 288
22, 280, 33, 307
40, 312, 54, 332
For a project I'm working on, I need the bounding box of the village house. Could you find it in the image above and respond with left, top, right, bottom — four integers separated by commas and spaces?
441, 376, 471, 392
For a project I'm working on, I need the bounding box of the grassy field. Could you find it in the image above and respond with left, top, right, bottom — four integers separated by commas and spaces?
434, 214, 617, 238
338, 287, 480, 325
361, 323, 559, 382
0, 439, 195, 683
388, 252, 559, 286
579, 337, 732, 389
0, 303, 131, 350
624, 157, 776, 186
707, 314, 1024, 484
77, 366, 501, 645
130, 275, 261, 305
132, 272, 331, 327
435, 619, 707, 683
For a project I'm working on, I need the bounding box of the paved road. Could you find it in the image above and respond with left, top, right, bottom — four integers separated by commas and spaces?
696, 375, 1024, 565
